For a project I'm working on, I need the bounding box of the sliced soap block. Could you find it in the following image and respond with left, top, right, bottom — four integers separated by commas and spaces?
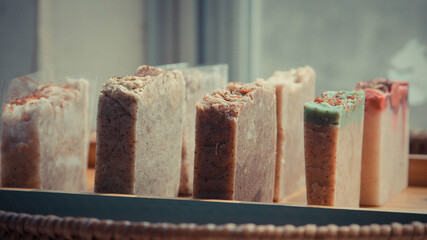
193, 81, 277, 202
267, 66, 316, 202
178, 65, 228, 196
304, 91, 365, 207
355, 79, 409, 206
1, 78, 89, 192
95, 65, 185, 197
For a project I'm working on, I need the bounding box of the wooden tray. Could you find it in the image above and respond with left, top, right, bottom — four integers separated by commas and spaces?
280, 154, 427, 214
0, 155, 426, 239
0, 189, 427, 239
86, 154, 427, 214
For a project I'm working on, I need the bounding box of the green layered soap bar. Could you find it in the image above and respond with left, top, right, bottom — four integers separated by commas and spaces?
304, 91, 365, 208
304, 91, 365, 126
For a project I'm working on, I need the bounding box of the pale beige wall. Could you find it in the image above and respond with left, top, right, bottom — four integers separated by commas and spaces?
0, 0, 37, 82
37, 0, 146, 130
259, 0, 427, 129
38, 0, 146, 81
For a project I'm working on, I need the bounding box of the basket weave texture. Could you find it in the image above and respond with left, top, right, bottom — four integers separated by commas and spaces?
0, 210, 426, 239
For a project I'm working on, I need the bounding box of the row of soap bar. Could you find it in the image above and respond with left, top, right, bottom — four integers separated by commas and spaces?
0, 64, 226, 196
92, 65, 317, 202
192, 67, 317, 203
0, 64, 310, 200
0, 64, 408, 208
94, 65, 228, 197
304, 80, 409, 207
192, 72, 408, 207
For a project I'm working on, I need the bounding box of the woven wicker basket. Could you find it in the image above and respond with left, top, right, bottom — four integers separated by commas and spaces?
0, 210, 426, 239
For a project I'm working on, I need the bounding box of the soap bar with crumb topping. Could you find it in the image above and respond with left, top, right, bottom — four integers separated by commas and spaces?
1, 78, 89, 192
355, 79, 409, 206
95, 65, 185, 197
267, 66, 315, 202
193, 81, 277, 202
178, 65, 227, 196
304, 91, 365, 207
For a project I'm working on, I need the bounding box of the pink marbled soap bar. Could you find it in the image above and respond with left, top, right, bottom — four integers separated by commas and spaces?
355, 79, 409, 206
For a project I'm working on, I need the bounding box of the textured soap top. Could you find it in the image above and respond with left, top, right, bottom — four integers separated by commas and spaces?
355, 78, 408, 111
267, 66, 315, 86
355, 78, 393, 93
3, 82, 81, 117
304, 91, 365, 125
103, 76, 149, 95
134, 65, 164, 77
197, 81, 271, 118
103, 66, 166, 95
102, 65, 184, 99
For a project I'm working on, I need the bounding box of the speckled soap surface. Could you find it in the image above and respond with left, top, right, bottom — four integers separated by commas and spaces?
356, 79, 409, 206
266, 66, 316, 202
304, 91, 365, 208
95, 65, 185, 197
194, 81, 277, 202
179, 65, 227, 196
1, 79, 89, 192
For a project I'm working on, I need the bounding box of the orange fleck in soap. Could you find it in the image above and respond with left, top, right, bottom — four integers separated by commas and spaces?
1, 79, 89, 192
304, 91, 365, 207
95, 65, 185, 197
193, 81, 277, 202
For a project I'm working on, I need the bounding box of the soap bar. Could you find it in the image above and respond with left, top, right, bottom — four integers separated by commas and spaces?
267, 66, 315, 202
304, 91, 365, 207
1, 79, 89, 192
179, 65, 227, 196
95, 65, 185, 197
355, 79, 409, 206
193, 81, 277, 202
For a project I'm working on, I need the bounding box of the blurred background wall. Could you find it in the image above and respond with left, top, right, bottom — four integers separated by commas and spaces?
38, 0, 145, 82
1, 0, 426, 129
0, 0, 37, 82
257, 0, 427, 129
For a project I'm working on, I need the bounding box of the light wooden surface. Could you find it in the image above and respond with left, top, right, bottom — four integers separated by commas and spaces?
281, 185, 427, 214
88, 132, 96, 168
87, 168, 95, 192
284, 155, 427, 213
409, 154, 427, 187
86, 155, 427, 214
277, 155, 427, 213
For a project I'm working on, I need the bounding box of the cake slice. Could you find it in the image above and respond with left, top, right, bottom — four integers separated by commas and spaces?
1, 78, 89, 192
355, 79, 409, 206
193, 81, 277, 202
304, 91, 365, 207
179, 65, 227, 195
95, 65, 185, 197
266, 66, 315, 202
